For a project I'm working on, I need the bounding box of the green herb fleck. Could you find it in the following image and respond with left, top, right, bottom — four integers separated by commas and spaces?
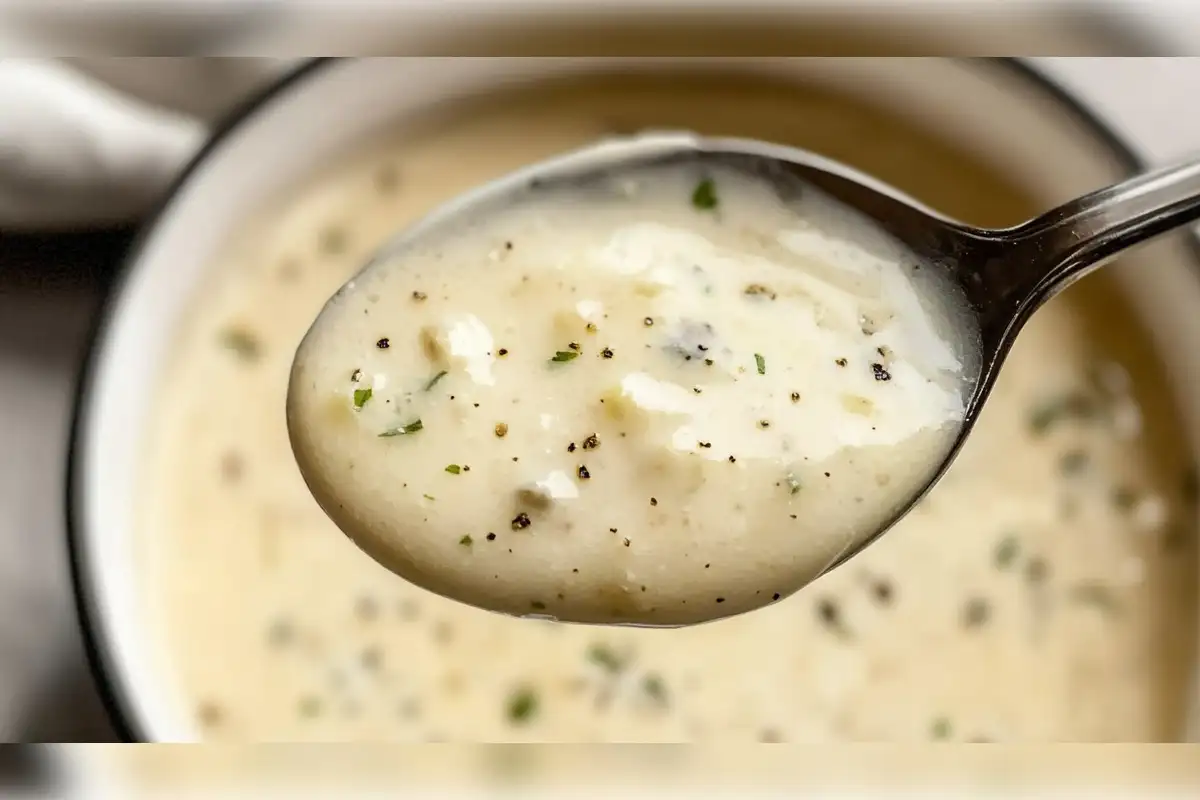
755, 353, 766, 375
220, 327, 261, 360
691, 178, 718, 210
1028, 393, 1096, 435
459, 534, 473, 547
379, 419, 423, 437
1111, 485, 1139, 512
642, 673, 669, 706
930, 717, 952, 740
353, 388, 373, 409
993, 535, 1020, 570
424, 370, 448, 391
550, 350, 580, 363
586, 643, 625, 673
445, 464, 461, 475
506, 687, 539, 724
1069, 582, 1121, 615
423, 494, 436, 502
1059, 449, 1089, 475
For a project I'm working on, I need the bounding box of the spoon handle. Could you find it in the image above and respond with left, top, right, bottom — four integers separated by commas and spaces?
1004, 155, 1200, 304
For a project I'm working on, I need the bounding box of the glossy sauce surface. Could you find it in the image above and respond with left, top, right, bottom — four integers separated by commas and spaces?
288, 162, 976, 625
138, 74, 1197, 741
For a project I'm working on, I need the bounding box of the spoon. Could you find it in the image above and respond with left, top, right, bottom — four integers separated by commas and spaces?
290, 131, 1200, 626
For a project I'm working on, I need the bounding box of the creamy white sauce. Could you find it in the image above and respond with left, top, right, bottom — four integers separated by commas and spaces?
287, 164, 978, 625
137, 74, 1197, 742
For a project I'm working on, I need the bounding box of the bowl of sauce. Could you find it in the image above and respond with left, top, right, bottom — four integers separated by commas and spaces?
69, 53, 1200, 742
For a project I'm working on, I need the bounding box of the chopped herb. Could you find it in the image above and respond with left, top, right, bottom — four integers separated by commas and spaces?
506, 687, 539, 724
494, 422, 509, 438
961, 597, 991, 628
816, 597, 848, 637
550, 350, 580, 363
744, 284, 777, 300
582, 434, 600, 450
445, 464, 462, 475
871, 363, 891, 381
870, 580, 893, 606
786, 474, 802, 495
578, 465, 591, 480
757, 420, 771, 429
1111, 485, 1139, 511
319, 227, 347, 255
704, 358, 714, 367
1028, 393, 1096, 435
1069, 582, 1121, 615
993, 535, 1020, 570
353, 388, 373, 409
220, 327, 261, 360
1059, 449, 1089, 475
423, 494, 436, 502
691, 177, 718, 210
930, 717, 952, 740
459, 534, 473, 547
601, 347, 614, 359
379, 419, 423, 437
755, 353, 766, 375
586, 643, 625, 673
642, 673, 669, 705
376, 337, 390, 349
511, 512, 532, 530
1025, 556, 1050, 585
425, 370, 448, 391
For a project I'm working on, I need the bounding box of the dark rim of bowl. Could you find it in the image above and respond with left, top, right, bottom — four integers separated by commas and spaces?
63, 57, 1192, 742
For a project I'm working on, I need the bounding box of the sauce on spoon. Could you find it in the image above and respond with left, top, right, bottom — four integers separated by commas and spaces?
287, 159, 979, 625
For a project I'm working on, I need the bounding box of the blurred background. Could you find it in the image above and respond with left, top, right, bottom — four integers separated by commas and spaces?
3, 1, 1200, 795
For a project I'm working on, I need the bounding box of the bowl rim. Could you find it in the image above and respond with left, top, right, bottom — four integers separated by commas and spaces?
63, 56, 1193, 743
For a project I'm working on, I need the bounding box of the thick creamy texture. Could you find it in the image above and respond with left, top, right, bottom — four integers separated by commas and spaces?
288, 163, 975, 625
139, 74, 1197, 741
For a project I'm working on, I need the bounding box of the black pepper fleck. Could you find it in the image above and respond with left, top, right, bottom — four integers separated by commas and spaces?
772, 592, 781, 601
871, 363, 892, 381
835, 358, 848, 367
649, 497, 658, 506
582, 434, 600, 450
511, 513, 531, 530
567, 442, 577, 453
643, 317, 654, 327
376, 337, 390, 349
498, 348, 509, 356
486, 532, 497, 541
601, 347, 614, 359
578, 465, 591, 480
411, 291, 427, 302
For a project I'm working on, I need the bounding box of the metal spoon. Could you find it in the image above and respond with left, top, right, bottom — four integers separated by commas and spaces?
342, 130, 1200, 594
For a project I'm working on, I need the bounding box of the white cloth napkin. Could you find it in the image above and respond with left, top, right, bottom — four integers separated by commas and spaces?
0, 58, 297, 230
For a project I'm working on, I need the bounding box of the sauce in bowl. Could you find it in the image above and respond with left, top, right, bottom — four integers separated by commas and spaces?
288, 160, 978, 625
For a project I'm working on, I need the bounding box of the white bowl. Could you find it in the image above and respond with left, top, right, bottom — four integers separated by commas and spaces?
67, 56, 1200, 742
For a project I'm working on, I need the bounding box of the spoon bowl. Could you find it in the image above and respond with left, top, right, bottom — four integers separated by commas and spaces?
292, 130, 1200, 623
